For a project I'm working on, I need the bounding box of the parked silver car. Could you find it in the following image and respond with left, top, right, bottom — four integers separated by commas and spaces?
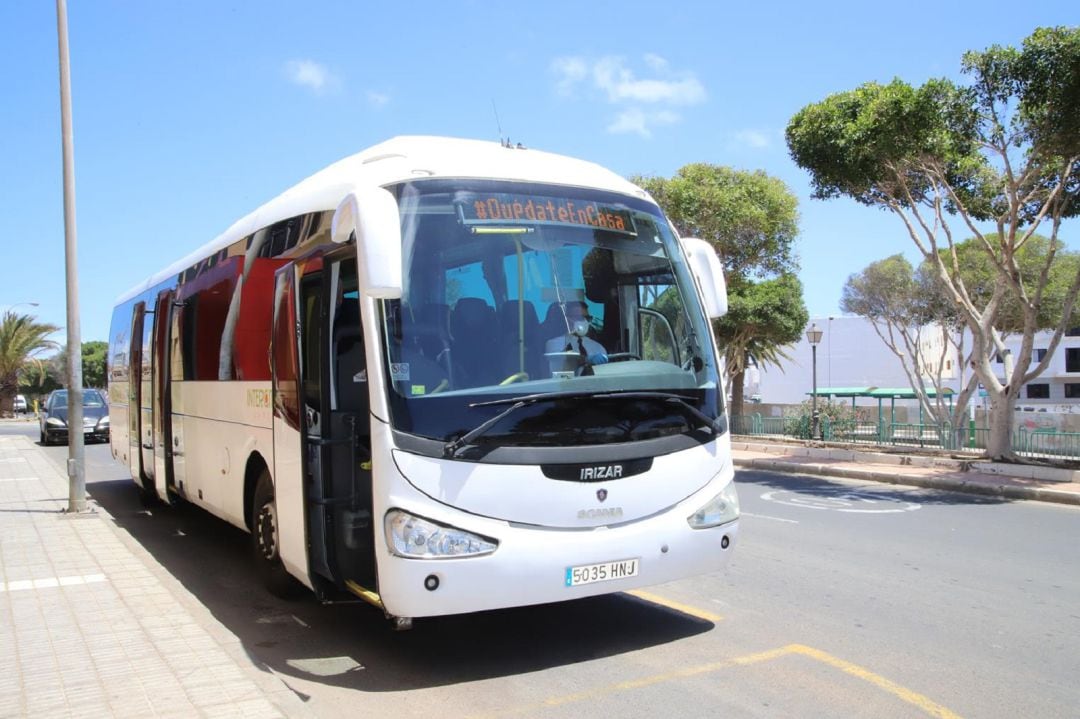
39, 389, 110, 445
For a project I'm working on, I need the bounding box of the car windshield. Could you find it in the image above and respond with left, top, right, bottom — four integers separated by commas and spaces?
378, 178, 724, 452
52, 390, 106, 409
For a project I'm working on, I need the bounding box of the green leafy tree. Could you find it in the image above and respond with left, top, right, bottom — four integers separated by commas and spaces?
787, 26, 1080, 459
722, 274, 808, 410
632, 164, 805, 415
0, 311, 60, 415
48, 340, 109, 390
80, 341, 108, 388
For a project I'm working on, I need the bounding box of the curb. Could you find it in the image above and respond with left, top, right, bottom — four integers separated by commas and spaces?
733, 457, 1080, 507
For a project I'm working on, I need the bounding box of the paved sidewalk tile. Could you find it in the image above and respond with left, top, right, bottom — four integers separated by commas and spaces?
0, 435, 312, 718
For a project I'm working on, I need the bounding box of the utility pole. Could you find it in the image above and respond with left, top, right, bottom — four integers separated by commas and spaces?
56, 0, 86, 513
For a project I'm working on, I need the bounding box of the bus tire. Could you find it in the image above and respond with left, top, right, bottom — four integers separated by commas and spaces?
252, 469, 297, 598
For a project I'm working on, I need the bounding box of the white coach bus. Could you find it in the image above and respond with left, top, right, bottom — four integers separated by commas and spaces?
107, 136, 738, 628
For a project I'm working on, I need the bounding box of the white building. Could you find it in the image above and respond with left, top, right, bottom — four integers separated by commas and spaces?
992, 328, 1080, 411
753, 315, 931, 406
752, 315, 1080, 414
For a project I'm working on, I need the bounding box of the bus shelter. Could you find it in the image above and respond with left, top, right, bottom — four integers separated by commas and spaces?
809, 386, 955, 427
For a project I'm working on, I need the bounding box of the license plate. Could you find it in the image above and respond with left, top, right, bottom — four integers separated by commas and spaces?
565, 558, 639, 587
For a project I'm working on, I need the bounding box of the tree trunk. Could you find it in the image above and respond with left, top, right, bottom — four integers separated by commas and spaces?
984, 389, 1017, 460
729, 369, 745, 420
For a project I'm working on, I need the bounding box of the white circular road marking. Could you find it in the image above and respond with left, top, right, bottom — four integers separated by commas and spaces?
760, 488, 922, 513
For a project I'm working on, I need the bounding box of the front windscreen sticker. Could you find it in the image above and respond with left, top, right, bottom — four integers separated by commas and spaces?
411, 385, 426, 395
390, 363, 410, 381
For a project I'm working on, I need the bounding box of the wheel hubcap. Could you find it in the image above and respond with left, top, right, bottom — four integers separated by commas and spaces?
256, 502, 278, 561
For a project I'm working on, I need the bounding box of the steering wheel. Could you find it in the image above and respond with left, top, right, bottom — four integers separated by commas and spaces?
499, 372, 529, 385
606, 352, 640, 363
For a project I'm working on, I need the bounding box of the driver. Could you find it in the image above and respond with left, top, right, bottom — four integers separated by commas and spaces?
544, 301, 608, 368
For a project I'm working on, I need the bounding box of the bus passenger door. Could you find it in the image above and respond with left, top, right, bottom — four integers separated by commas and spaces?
138, 306, 155, 487
271, 263, 315, 587
271, 255, 376, 598
151, 289, 175, 501
127, 302, 153, 494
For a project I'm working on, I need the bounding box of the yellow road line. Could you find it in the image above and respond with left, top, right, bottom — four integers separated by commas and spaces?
788, 644, 963, 719
623, 589, 724, 623
468, 646, 787, 719
468, 643, 962, 719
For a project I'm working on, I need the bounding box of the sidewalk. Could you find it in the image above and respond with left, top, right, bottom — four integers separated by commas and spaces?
732, 439, 1080, 506
0, 434, 313, 718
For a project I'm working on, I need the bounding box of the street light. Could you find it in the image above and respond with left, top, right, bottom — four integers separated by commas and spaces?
807, 322, 823, 440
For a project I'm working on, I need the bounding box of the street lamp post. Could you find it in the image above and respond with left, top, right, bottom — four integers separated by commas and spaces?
807, 322, 823, 440
56, 0, 86, 514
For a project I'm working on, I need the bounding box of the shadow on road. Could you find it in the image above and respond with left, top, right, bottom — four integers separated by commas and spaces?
87, 474, 713, 694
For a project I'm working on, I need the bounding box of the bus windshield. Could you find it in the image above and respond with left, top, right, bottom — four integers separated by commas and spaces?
382, 178, 723, 451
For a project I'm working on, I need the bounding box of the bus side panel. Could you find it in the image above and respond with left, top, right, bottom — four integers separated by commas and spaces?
168, 380, 272, 528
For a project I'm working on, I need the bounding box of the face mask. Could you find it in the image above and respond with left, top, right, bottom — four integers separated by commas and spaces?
570, 319, 590, 337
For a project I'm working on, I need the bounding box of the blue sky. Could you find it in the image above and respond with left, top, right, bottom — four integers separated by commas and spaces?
3, 1, 1077, 346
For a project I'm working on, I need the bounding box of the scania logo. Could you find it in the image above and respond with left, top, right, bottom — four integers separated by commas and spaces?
580, 464, 623, 480
596, 489, 608, 502
577, 507, 624, 520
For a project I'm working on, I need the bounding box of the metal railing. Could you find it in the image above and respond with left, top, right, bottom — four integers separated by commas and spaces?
730, 413, 1080, 462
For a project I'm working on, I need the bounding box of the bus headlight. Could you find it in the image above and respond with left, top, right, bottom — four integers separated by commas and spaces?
385, 509, 498, 559
687, 482, 740, 529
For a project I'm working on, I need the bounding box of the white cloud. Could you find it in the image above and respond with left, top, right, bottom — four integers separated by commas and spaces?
284, 59, 338, 94
591, 55, 705, 105
643, 54, 669, 73
551, 56, 588, 96
607, 108, 680, 138
552, 54, 705, 137
734, 129, 772, 149
366, 91, 390, 108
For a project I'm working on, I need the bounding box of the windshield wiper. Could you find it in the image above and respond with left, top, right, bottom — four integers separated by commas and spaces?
442, 391, 597, 458
614, 391, 726, 434
442, 390, 723, 458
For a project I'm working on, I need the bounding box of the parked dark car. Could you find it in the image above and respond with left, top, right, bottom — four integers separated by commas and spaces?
39, 389, 110, 445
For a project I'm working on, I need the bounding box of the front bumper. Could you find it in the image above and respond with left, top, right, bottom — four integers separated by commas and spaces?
45, 426, 110, 444
377, 505, 739, 619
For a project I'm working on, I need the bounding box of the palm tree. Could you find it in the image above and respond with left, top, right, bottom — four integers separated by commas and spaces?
0, 311, 60, 415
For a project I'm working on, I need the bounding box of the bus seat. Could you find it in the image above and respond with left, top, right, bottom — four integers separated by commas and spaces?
404, 302, 451, 366
450, 298, 498, 386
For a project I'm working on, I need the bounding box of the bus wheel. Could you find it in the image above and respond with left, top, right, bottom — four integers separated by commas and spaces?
252, 470, 297, 598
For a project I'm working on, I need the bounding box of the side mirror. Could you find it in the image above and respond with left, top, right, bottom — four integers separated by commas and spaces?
332, 186, 403, 299
680, 237, 728, 318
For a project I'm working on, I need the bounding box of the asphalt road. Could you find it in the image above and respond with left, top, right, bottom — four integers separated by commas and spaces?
8, 421, 1078, 718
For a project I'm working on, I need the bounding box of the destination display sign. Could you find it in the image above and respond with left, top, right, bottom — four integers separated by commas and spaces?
460, 193, 637, 235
